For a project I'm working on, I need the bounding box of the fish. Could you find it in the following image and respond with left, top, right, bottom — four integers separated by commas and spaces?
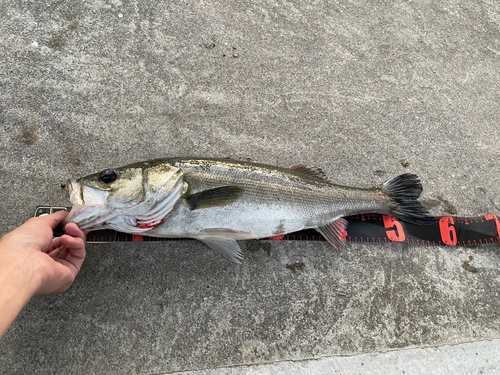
63, 157, 432, 263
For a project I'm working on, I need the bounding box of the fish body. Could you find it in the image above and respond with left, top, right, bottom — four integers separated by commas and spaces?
65, 158, 430, 262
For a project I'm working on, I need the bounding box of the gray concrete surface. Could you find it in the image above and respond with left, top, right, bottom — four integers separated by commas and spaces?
1, 0, 500, 374
169, 339, 500, 375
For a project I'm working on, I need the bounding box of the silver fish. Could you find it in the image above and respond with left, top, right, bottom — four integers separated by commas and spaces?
63, 158, 431, 263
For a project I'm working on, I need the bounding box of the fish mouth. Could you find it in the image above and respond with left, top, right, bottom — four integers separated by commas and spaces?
66, 179, 85, 206
64, 203, 110, 231
62, 180, 153, 231
66, 179, 73, 194
62, 174, 183, 233
62, 180, 109, 230
61, 179, 78, 227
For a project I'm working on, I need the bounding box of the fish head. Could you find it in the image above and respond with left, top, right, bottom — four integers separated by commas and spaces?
64, 161, 185, 232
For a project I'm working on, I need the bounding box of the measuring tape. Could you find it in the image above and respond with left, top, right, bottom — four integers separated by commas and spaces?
36, 206, 500, 246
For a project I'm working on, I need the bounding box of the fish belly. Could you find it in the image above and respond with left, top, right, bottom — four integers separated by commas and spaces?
148, 201, 317, 240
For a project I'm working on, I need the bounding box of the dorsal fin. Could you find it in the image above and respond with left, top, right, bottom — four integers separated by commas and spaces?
290, 164, 331, 183
223, 157, 256, 162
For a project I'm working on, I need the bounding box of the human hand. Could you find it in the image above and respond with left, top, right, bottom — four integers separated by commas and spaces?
0, 211, 86, 295
0, 211, 86, 339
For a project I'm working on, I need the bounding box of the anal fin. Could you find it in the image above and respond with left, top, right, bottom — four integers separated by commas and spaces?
316, 218, 348, 251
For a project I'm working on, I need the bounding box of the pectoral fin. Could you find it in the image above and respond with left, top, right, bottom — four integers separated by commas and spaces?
316, 218, 348, 251
184, 186, 244, 210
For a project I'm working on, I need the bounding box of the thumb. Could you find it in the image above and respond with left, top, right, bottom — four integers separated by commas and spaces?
36, 210, 69, 231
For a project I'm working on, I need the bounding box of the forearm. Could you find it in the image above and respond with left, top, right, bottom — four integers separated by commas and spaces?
0, 239, 39, 339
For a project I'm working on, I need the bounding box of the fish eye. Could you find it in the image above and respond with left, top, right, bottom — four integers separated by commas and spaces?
99, 169, 118, 184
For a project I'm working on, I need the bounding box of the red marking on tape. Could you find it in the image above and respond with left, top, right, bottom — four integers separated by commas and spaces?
269, 235, 285, 240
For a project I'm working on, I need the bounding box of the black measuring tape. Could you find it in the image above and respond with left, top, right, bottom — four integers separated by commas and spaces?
36, 206, 500, 246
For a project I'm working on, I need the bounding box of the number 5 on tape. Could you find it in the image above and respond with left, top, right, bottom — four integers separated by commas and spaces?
382, 215, 406, 242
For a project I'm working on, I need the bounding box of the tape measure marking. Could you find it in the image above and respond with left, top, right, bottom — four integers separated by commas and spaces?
36, 206, 500, 246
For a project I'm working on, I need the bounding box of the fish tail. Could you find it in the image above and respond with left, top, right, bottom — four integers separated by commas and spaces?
379, 174, 434, 225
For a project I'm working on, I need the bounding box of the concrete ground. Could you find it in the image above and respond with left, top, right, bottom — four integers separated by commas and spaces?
1, 0, 500, 374
170, 339, 500, 375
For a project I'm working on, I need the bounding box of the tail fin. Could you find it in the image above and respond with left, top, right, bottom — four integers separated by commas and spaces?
380, 174, 434, 225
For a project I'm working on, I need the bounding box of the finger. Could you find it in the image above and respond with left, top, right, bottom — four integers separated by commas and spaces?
60, 235, 86, 264
57, 248, 70, 259
35, 211, 69, 230
64, 223, 86, 242
55, 251, 85, 278
49, 237, 63, 251
60, 234, 85, 250
12, 211, 70, 251
48, 245, 66, 259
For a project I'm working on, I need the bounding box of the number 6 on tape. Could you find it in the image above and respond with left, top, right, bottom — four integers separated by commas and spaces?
439, 216, 457, 246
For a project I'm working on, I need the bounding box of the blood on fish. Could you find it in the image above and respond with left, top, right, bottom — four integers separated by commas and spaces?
136, 219, 164, 229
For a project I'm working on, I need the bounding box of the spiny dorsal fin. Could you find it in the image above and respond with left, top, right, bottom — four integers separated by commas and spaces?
184, 186, 244, 210
290, 164, 331, 183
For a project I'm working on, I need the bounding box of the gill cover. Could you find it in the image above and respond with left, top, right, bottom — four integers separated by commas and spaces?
65, 162, 185, 233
